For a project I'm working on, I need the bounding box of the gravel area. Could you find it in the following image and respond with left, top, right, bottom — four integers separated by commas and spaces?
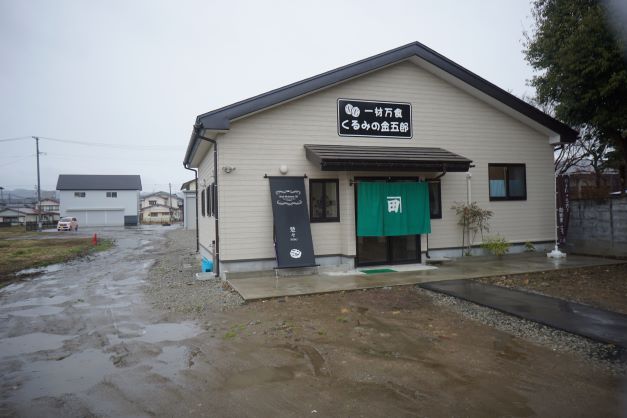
145, 228, 243, 316
418, 287, 626, 375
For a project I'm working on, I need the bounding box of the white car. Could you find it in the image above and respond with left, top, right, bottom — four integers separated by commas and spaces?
57, 217, 79, 231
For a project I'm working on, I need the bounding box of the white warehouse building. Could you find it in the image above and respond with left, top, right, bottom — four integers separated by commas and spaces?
56, 174, 142, 227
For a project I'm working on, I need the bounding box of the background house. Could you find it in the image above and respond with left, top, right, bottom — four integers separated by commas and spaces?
37, 198, 60, 222
140, 192, 182, 224
56, 174, 142, 226
180, 179, 196, 230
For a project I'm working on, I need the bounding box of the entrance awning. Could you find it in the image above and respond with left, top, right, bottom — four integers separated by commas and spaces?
304, 144, 472, 172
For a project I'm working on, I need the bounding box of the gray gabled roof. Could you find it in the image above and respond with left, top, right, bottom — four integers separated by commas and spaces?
56, 175, 142, 191
184, 41, 577, 166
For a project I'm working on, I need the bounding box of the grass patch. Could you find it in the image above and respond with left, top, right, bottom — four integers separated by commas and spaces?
0, 234, 113, 282
0, 226, 38, 240
223, 323, 246, 339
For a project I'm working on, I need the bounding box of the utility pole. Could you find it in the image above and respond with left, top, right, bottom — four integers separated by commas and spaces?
34, 136, 42, 231
168, 182, 172, 224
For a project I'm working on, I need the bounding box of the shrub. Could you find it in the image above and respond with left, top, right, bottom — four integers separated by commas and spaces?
481, 236, 511, 257
451, 202, 493, 256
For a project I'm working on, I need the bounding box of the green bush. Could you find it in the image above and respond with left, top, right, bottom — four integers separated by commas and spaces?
481, 236, 511, 257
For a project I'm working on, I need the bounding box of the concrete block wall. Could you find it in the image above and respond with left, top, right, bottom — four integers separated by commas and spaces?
565, 196, 627, 257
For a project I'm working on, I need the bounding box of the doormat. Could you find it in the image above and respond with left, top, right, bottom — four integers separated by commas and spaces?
361, 268, 397, 274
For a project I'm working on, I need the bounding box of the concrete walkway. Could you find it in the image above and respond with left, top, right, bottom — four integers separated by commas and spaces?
227, 253, 624, 301
420, 279, 627, 347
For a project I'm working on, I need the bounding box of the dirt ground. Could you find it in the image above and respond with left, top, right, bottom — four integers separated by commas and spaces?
146, 231, 627, 417
1, 227, 626, 417
477, 263, 627, 314
159, 287, 626, 417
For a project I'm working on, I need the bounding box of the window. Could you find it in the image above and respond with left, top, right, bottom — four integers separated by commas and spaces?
428, 181, 442, 219
206, 186, 212, 217
149, 212, 158, 217
149, 200, 157, 205
201, 189, 206, 216
309, 179, 340, 222
106, 192, 117, 198
74, 192, 86, 198
489, 164, 527, 200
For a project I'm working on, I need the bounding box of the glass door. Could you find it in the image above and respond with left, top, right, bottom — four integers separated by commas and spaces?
355, 178, 421, 266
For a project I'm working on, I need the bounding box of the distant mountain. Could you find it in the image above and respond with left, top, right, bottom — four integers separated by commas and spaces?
0, 189, 57, 204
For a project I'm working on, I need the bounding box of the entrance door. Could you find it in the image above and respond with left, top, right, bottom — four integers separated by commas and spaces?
355, 178, 422, 267
356, 235, 420, 266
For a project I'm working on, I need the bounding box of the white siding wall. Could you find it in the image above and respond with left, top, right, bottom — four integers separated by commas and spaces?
197, 144, 216, 256
199, 61, 555, 262
59, 190, 139, 217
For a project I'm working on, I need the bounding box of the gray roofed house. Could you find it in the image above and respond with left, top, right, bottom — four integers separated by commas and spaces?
56, 174, 142, 227
56, 175, 142, 191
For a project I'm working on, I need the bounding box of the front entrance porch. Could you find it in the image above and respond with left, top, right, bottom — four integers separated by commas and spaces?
226, 252, 625, 301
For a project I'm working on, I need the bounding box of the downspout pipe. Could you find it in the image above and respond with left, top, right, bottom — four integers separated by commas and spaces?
183, 162, 199, 253
193, 123, 220, 278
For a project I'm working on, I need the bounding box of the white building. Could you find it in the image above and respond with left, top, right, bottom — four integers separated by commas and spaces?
183, 42, 577, 278
181, 179, 197, 230
140, 192, 182, 224
56, 175, 142, 226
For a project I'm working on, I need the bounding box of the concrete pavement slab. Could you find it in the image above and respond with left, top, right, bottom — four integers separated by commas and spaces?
420, 279, 627, 347
226, 253, 625, 300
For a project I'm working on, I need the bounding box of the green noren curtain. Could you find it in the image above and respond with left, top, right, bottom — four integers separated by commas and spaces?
357, 182, 431, 237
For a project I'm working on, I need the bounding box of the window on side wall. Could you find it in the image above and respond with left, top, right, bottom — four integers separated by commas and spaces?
309, 179, 340, 222
206, 185, 213, 217
106, 192, 117, 198
428, 181, 442, 219
488, 164, 527, 201
74, 192, 86, 198
201, 189, 206, 216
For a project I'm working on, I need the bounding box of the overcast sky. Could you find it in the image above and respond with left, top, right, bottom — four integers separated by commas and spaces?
1, 0, 537, 194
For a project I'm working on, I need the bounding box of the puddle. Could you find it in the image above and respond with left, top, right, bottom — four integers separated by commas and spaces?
149, 346, 189, 379
1, 295, 73, 309
132, 322, 201, 343
7, 306, 65, 317
0, 333, 68, 358
0, 283, 26, 293
18, 263, 65, 276
112, 277, 143, 286
13, 349, 116, 401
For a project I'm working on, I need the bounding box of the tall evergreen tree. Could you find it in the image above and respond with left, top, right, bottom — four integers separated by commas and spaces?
525, 0, 627, 187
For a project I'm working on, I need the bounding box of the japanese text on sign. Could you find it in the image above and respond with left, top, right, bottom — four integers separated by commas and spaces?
337, 99, 412, 139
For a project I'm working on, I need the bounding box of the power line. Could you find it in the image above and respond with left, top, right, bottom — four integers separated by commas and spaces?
38, 136, 179, 151
0, 136, 31, 142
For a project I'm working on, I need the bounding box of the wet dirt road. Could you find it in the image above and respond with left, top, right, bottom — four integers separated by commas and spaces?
0, 226, 205, 417
1, 226, 626, 417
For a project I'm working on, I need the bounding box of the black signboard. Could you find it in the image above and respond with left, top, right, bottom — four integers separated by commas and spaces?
337, 98, 412, 139
268, 176, 316, 269
556, 175, 570, 245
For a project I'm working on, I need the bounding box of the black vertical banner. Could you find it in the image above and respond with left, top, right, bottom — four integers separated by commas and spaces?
556, 175, 570, 245
268, 176, 316, 268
